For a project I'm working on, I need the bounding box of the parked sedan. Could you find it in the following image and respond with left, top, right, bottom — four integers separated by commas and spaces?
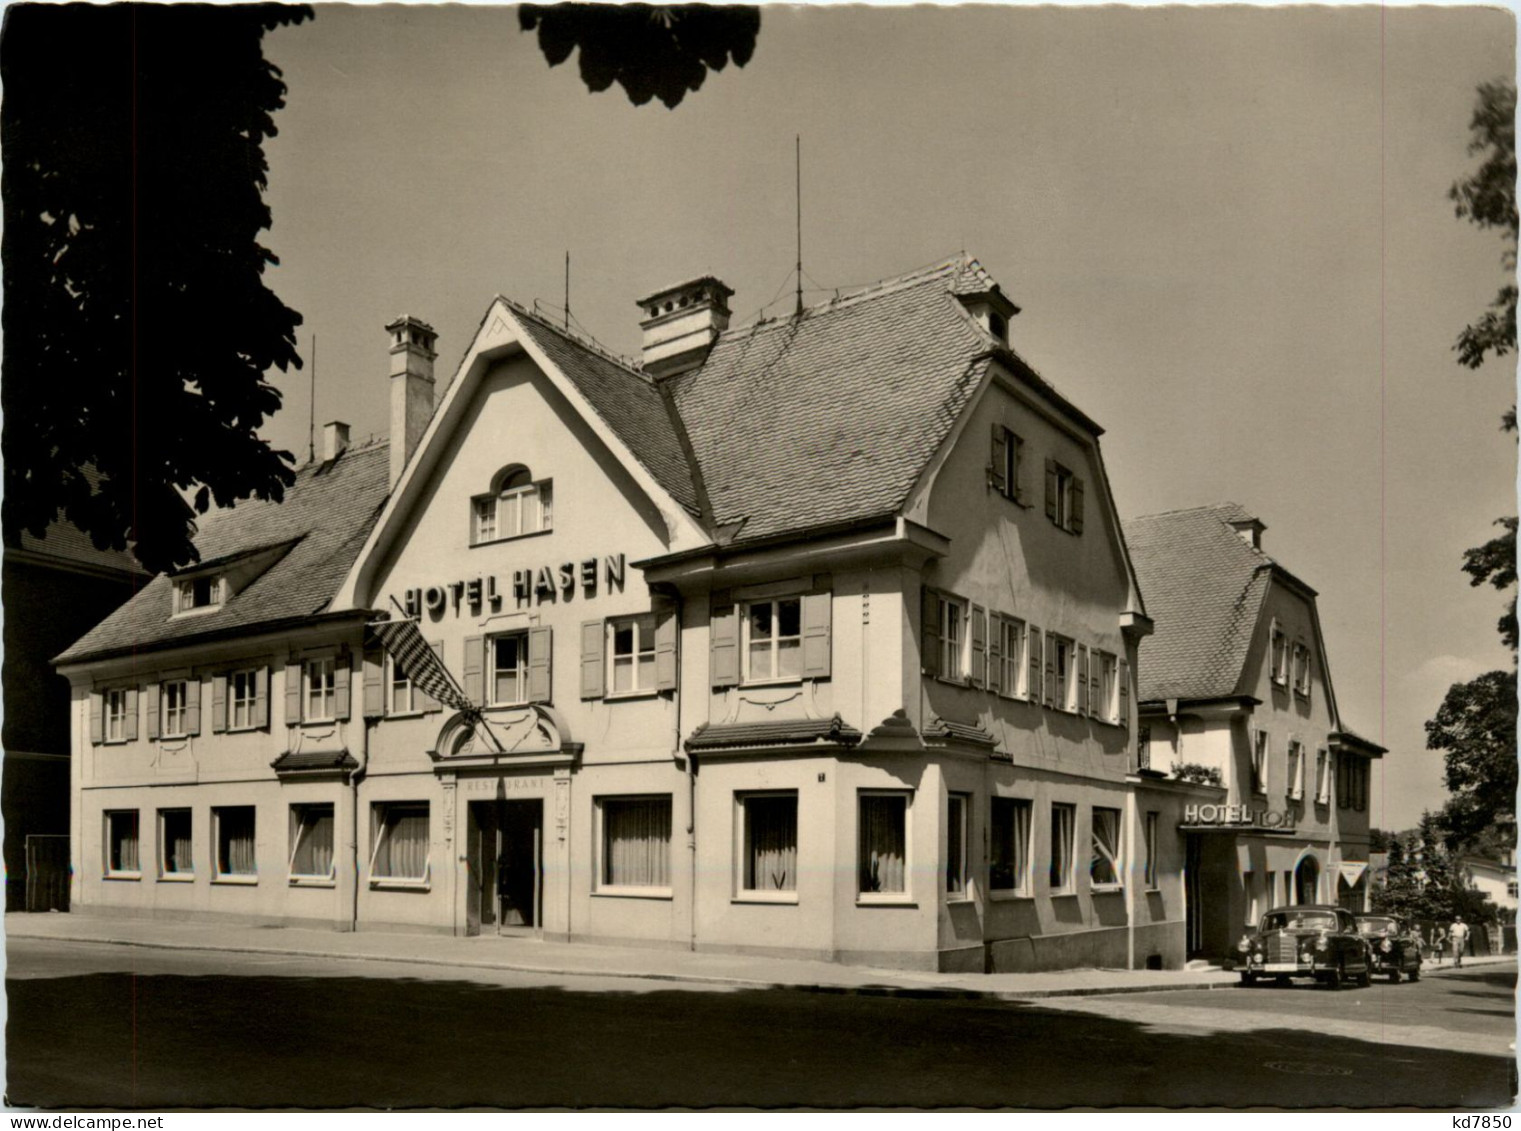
1231, 904, 1372, 989
1354, 913, 1422, 982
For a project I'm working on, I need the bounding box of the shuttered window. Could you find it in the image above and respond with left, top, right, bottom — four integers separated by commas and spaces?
162, 680, 189, 737
1044, 459, 1085, 534
745, 598, 803, 682
990, 424, 1023, 502
609, 614, 658, 695
490, 632, 529, 706
305, 658, 336, 722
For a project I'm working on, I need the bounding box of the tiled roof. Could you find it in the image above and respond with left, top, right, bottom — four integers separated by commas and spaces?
1123, 503, 1273, 703
9, 516, 150, 577
271, 750, 358, 774
923, 718, 998, 747
56, 441, 391, 665
509, 305, 701, 516
685, 714, 862, 751
669, 257, 1001, 543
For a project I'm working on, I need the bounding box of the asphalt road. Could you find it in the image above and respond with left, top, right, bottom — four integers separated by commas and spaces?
6, 939, 1515, 1110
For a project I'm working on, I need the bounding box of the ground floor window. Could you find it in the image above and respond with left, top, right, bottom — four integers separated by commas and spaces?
104, 810, 139, 876
159, 809, 193, 877
1245, 870, 1260, 925
289, 803, 336, 881
1090, 807, 1122, 889
946, 794, 969, 897
213, 806, 257, 878
598, 796, 672, 893
738, 792, 797, 894
371, 802, 430, 883
858, 791, 909, 898
1050, 803, 1076, 893
990, 796, 1032, 895
1144, 811, 1159, 889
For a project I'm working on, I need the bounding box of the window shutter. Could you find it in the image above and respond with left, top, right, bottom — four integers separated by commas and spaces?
212, 673, 228, 733
422, 641, 444, 713
251, 668, 268, 729
463, 636, 484, 706
1118, 658, 1130, 729
1013, 437, 1025, 504
363, 649, 385, 717
990, 424, 1007, 495
89, 691, 103, 745
710, 603, 739, 688
969, 604, 987, 688
146, 682, 161, 740
800, 590, 832, 679
988, 615, 1004, 695
333, 652, 351, 721
1044, 634, 1056, 706
124, 688, 139, 741
1077, 646, 1089, 714
1044, 458, 1057, 521
527, 626, 553, 703
1027, 625, 1042, 702
581, 619, 606, 700
1090, 654, 1102, 719
655, 603, 680, 691
185, 677, 202, 736
284, 658, 302, 727
921, 586, 941, 678
1072, 476, 1085, 534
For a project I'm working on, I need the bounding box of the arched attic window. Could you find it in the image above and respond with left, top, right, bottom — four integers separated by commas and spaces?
472, 464, 553, 546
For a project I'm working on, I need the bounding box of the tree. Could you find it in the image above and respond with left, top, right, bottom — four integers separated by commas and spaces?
519, 4, 760, 109
1451, 80, 1517, 374
2, 3, 312, 575
1427, 670, 1518, 847
1372, 816, 1496, 925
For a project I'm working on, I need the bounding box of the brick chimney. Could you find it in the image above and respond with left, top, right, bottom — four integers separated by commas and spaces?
636, 277, 733, 379
386, 315, 437, 488
322, 420, 350, 462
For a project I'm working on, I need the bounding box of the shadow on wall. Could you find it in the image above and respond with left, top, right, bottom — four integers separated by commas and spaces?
6, 969, 1515, 1109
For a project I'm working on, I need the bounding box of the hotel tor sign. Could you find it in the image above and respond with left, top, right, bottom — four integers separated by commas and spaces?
396, 553, 627, 618
1183, 803, 1298, 831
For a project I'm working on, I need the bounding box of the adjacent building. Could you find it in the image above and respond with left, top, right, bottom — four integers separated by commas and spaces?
1124, 503, 1384, 961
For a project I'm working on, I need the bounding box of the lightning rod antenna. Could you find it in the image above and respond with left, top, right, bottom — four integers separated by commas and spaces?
308, 334, 316, 465
794, 135, 803, 318
565, 250, 570, 331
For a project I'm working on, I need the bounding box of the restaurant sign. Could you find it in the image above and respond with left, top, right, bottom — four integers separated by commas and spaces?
1183, 803, 1297, 831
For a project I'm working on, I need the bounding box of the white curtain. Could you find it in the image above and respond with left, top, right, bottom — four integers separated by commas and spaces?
991, 798, 1031, 891
110, 812, 139, 872
376, 805, 429, 879
746, 796, 797, 891
604, 798, 671, 888
1090, 807, 1121, 886
1050, 804, 1075, 891
293, 807, 335, 876
219, 808, 256, 875
859, 794, 906, 893
166, 812, 192, 873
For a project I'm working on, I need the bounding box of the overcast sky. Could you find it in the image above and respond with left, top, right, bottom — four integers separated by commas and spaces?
258, 4, 1516, 832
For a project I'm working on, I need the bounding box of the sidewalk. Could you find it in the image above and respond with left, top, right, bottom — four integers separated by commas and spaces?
5, 911, 1247, 1001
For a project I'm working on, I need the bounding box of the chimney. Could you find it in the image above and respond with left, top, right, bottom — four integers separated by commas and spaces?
636, 277, 734, 379
1229, 516, 1266, 550
322, 420, 350, 462
386, 315, 438, 488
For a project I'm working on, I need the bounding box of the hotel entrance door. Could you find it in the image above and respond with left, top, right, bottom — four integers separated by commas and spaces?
467, 798, 543, 934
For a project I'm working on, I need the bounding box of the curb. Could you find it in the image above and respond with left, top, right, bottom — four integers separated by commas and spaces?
10, 930, 1241, 1002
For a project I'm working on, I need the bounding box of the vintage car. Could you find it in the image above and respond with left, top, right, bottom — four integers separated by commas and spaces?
1231, 904, 1372, 988
1354, 913, 1423, 982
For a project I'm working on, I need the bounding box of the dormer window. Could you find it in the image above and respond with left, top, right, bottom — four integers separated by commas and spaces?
173, 574, 223, 615
472, 466, 552, 546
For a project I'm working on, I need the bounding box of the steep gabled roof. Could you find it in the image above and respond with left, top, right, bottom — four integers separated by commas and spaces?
1123, 502, 1273, 702
56, 441, 391, 665
669, 257, 1000, 543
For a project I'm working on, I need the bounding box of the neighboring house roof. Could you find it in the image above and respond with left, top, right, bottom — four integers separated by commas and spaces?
1124, 502, 1272, 702
56, 441, 391, 665
8, 516, 150, 578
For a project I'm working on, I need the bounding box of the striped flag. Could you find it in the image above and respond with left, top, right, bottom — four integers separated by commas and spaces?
368, 618, 476, 715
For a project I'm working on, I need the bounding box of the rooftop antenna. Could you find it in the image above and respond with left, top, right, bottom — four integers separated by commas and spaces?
564, 250, 571, 331
308, 334, 317, 465
794, 135, 803, 318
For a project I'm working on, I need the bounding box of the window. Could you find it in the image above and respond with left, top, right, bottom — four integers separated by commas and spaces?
472, 468, 552, 545
996, 616, 1026, 697
1336, 753, 1350, 809
1348, 758, 1369, 812
1314, 747, 1330, 804
174, 574, 222, 614
1090, 807, 1122, 888
1270, 624, 1288, 686
1508, 880, 1518, 899
946, 794, 968, 897
159, 809, 192, 878
598, 796, 672, 893
230, 669, 259, 729
739, 792, 797, 895
162, 679, 189, 737
1286, 741, 1304, 800
1051, 636, 1073, 711
858, 792, 909, 898
104, 688, 128, 742
1251, 730, 1269, 794
1137, 724, 1152, 771
1045, 459, 1084, 534
1245, 871, 1260, 925
370, 802, 430, 883
1098, 652, 1119, 722
490, 632, 529, 706
304, 658, 336, 722
1144, 811, 1160, 889
609, 614, 658, 695
389, 654, 416, 715
104, 810, 140, 876
990, 797, 1032, 895
937, 596, 965, 681
1292, 643, 1312, 698
213, 806, 257, 879
1050, 803, 1076, 893
289, 804, 335, 882
990, 424, 1023, 502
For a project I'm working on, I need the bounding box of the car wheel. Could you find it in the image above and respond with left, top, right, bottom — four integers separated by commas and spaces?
1389, 967, 1401, 984
1240, 972, 1256, 986
1357, 964, 1371, 988
1324, 959, 1344, 990
1409, 964, 1420, 983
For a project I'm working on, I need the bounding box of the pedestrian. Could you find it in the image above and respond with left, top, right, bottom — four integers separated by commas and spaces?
1432, 925, 1447, 965
1450, 916, 1470, 968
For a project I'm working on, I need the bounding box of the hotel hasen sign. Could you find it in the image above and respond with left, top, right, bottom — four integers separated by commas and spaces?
396, 553, 627, 618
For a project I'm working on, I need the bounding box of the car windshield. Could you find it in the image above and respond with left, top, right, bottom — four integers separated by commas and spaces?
1261, 910, 1338, 932
1357, 917, 1397, 936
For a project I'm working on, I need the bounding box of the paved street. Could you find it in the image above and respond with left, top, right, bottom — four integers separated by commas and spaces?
6, 939, 1515, 1110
